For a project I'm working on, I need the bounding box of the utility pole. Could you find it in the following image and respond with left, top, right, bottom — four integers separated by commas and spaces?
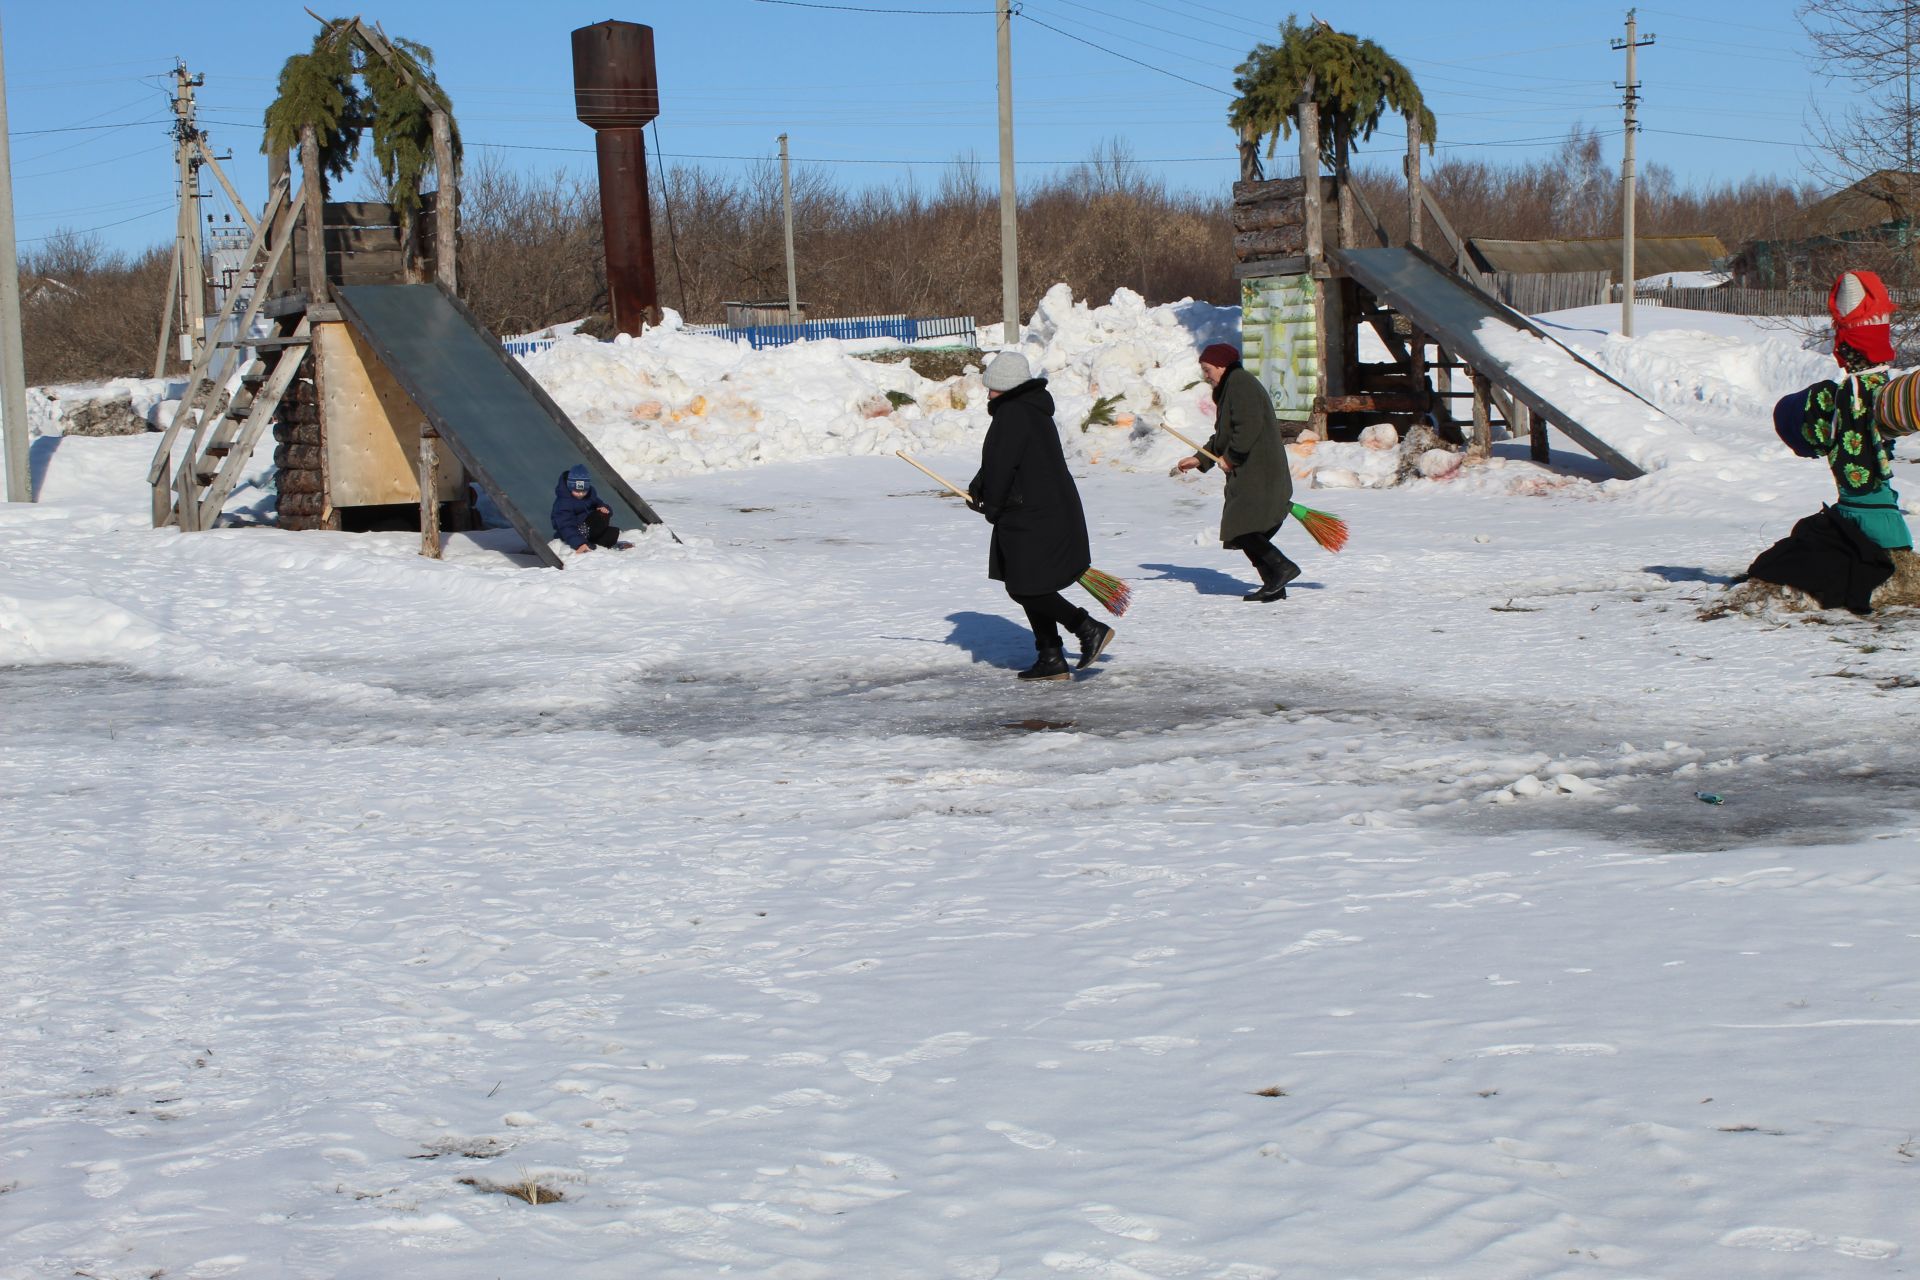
780, 133, 798, 326
1613, 10, 1653, 338
0, 17, 30, 503
160, 62, 208, 370
995, 0, 1019, 343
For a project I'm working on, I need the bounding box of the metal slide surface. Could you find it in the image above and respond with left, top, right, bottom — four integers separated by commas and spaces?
334, 284, 666, 566
1335, 246, 1666, 479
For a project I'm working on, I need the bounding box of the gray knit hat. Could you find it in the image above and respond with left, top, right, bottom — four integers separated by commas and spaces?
983, 351, 1032, 392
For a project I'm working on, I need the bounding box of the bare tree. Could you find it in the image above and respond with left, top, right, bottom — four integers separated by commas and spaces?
19, 233, 173, 386
1801, 0, 1920, 182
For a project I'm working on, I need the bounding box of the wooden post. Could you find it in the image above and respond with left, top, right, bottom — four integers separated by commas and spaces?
431, 109, 457, 292
266, 147, 289, 295
1470, 372, 1492, 460
267, 147, 288, 214
1334, 120, 1356, 253
418, 423, 442, 558
299, 124, 327, 303
196, 140, 258, 236
151, 244, 181, 378
1296, 78, 1335, 420
175, 454, 199, 532
1297, 81, 1322, 268
1404, 112, 1423, 250
1525, 402, 1549, 463
1408, 323, 1428, 421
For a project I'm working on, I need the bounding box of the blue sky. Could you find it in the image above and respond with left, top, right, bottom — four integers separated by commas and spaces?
2, 1, 1827, 256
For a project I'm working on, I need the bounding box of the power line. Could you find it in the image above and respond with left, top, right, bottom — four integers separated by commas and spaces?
17, 202, 173, 244
1017, 12, 1231, 95
1023, 0, 1250, 55
8, 117, 168, 137
1122, 0, 1271, 41
1643, 127, 1814, 149
744, 0, 996, 11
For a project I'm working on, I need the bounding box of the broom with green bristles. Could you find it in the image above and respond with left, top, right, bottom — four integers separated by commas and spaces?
895, 451, 1132, 616
1156, 423, 1349, 553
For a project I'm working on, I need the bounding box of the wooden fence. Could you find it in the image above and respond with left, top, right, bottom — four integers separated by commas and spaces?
1488, 277, 1920, 318
1488, 270, 1610, 314
1622, 286, 1920, 316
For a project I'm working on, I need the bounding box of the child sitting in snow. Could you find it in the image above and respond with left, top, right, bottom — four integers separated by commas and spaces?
551, 464, 628, 554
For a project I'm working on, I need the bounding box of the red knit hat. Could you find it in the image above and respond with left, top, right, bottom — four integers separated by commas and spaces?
1198, 342, 1240, 368
1830, 269, 1895, 365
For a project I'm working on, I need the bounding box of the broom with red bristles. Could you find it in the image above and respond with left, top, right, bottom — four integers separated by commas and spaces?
1156, 423, 1349, 554
895, 451, 1132, 616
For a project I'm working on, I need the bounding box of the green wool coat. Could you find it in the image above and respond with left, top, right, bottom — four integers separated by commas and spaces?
1194, 363, 1293, 544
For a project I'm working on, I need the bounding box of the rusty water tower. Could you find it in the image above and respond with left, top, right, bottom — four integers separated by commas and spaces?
572, 20, 662, 335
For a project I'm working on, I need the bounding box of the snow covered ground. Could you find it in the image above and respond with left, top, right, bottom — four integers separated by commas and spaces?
3, 293, 1917, 1278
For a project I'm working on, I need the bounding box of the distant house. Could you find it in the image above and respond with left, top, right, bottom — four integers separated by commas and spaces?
1729, 170, 1920, 288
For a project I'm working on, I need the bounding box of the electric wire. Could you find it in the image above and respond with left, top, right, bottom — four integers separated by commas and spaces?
744, 0, 997, 11
1016, 12, 1231, 95
1022, 0, 1251, 55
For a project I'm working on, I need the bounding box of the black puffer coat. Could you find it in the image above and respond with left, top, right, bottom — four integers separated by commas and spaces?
967, 378, 1092, 594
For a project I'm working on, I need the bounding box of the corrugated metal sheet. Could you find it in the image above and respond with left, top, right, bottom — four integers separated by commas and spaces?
1467, 235, 1726, 280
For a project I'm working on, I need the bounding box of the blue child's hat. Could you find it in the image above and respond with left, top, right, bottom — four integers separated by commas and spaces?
567, 464, 592, 488
1773, 391, 1819, 459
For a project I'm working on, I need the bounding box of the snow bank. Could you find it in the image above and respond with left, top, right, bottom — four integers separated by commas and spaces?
0, 583, 167, 665
520, 285, 1241, 483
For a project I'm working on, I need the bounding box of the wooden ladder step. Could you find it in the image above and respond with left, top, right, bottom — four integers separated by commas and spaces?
218, 335, 310, 350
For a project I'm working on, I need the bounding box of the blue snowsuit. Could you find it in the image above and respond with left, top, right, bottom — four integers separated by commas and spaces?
551, 465, 612, 547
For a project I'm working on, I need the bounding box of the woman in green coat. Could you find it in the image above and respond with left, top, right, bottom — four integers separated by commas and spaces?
1174, 343, 1300, 602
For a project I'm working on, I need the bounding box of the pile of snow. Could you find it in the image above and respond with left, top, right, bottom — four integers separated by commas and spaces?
519, 284, 1833, 498
520, 286, 1242, 484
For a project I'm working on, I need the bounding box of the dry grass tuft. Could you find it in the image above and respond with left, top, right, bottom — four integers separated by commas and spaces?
459, 1171, 566, 1205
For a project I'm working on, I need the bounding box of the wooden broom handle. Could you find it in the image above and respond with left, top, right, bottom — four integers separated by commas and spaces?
896, 450, 974, 501
1156, 422, 1223, 465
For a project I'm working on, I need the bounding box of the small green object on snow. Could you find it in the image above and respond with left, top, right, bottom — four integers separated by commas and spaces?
1081, 394, 1123, 431
1695, 791, 1724, 805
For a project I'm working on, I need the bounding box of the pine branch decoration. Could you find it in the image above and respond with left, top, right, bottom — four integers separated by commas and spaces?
262, 29, 360, 191
1228, 15, 1436, 166
261, 17, 461, 220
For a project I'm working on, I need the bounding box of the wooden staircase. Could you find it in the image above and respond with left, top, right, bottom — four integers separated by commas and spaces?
150, 176, 311, 531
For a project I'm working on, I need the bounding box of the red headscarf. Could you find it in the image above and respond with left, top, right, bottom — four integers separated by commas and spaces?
1198, 342, 1240, 369
1830, 269, 1895, 365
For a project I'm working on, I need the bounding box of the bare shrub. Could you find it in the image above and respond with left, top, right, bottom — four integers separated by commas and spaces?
20, 232, 174, 386
1353, 128, 1818, 258
458, 154, 605, 336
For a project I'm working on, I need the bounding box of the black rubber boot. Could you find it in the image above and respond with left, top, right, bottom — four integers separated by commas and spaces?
1017, 643, 1072, 681
1243, 547, 1302, 603
1072, 613, 1114, 670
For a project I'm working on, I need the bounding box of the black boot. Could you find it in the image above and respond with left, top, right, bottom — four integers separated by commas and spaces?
1072, 613, 1114, 670
1017, 643, 1072, 681
1243, 548, 1302, 603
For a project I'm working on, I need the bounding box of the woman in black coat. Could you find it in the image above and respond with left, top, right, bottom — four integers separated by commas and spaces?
968, 352, 1115, 681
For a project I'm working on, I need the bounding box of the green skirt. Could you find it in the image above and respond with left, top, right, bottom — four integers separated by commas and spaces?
1835, 485, 1913, 551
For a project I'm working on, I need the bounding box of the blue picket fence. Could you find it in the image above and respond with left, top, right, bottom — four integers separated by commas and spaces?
685, 314, 977, 350
503, 314, 975, 358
